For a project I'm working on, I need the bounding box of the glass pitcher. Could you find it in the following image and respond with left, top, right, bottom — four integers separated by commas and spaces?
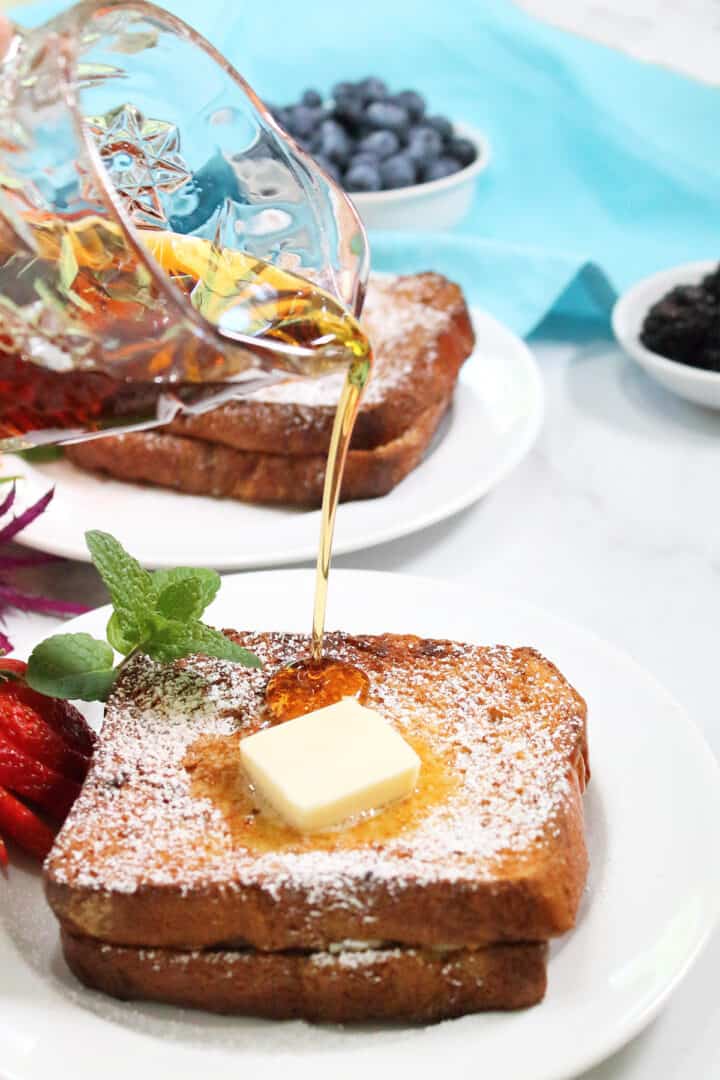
0, 0, 369, 449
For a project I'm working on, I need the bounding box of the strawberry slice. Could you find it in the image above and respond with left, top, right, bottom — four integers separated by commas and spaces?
0, 656, 97, 760
0, 785, 55, 860
0, 730, 81, 820
0, 832, 7, 869
37, 694, 97, 759
0, 659, 28, 679
0, 681, 91, 782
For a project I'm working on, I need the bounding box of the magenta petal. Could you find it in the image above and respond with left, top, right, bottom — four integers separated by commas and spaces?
0, 552, 60, 569
0, 584, 88, 616
0, 486, 54, 544
0, 483, 16, 520
0, 631, 12, 655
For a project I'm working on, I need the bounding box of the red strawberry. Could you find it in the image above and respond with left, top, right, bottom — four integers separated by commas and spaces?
0, 656, 97, 759
0, 730, 81, 820
0, 680, 91, 782
37, 693, 97, 759
0, 832, 7, 869
0, 785, 55, 860
0, 659, 28, 679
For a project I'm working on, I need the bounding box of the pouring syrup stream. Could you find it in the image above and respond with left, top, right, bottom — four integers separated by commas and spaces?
265, 336, 373, 722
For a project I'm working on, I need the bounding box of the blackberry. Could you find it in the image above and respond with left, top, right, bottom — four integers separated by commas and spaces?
701, 264, 720, 300
640, 279, 720, 371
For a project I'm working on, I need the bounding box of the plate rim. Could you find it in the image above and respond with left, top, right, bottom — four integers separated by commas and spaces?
3, 568, 719, 1080
8, 306, 544, 569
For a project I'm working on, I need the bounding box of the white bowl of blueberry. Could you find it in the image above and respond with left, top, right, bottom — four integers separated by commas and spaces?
270, 78, 490, 231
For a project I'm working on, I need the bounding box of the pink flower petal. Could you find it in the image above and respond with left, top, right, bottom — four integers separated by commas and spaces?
0, 487, 54, 544
0, 483, 16, 520
0, 584, 88, 616
0, 552, 60, 570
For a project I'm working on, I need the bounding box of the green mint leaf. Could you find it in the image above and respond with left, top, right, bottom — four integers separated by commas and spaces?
26, 632, 116, 701
85, 530, 154, 640
145, 617, 261, 667
152, 567, 220, 618
106, 611, 136, 655
155, 579, 206, 622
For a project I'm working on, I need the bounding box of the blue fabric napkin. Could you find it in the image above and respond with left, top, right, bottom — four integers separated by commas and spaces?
12, 0, 720, 336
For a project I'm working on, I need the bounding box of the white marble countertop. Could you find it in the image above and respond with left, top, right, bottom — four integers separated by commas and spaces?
516, 0, 720, 87
5, 316, 719, 1079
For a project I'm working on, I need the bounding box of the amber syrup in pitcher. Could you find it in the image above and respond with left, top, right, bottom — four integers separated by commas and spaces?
0, 218, 368, 445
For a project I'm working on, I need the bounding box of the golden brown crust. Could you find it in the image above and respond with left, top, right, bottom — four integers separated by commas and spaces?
64, 395, 450, 507
61, 932, 548, 1021
167, 272, 475, 455
45, 634, 589, 953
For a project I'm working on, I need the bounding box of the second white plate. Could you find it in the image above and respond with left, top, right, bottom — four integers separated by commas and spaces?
10, 307, 543, 568
1, 570, 719, 1080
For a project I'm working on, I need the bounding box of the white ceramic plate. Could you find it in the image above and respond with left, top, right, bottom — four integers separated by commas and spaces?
612, 260, 720, 409
1, 570, 718, 1080
10, 306, 543, 569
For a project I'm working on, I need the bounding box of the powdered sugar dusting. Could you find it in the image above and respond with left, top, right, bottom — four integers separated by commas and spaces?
248, 274, 451, 408
46, 633, 587, 926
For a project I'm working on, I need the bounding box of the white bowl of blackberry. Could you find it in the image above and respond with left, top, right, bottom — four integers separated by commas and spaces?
612, 260, 720, 410
270, 78, 491, 232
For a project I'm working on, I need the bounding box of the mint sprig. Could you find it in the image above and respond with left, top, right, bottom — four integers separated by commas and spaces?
25, 530, 260, 701
26, 633, 116, 701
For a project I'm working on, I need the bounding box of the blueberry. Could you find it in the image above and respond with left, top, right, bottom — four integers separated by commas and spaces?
380, 153, 417, 189
357, 129, 400, 160
349, 151, 381, 167
345, 160, 382, 192
392, 90, 426, 122
358, 76, 388, 103
426, 114, 454, 142
365, 101, 410, 136
448, 136, 476, 167
301, 88, 323, 108
318, 119, 353, 166
332, 95, 365, 128
332, 81, 358, 100
287, 104, 319, 139
406, 125, 443, 164
314, 153, 342, 184
423, 156, 462, 181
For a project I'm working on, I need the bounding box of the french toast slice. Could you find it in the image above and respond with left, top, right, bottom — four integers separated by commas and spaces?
62, 932, 548, 1020
165, 272, 475, 455
45, 632, 589, 952
63, 393, 450, 506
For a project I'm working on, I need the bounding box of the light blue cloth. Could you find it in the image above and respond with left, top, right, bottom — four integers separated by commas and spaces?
12, 0, 720, 335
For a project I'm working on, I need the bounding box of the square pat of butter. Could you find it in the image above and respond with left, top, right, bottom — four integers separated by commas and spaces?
239, 698, 421, 832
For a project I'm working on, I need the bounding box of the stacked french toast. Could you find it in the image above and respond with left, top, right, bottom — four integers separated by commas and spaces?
45, 630, 589, 1022
64, 274, 476, 506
